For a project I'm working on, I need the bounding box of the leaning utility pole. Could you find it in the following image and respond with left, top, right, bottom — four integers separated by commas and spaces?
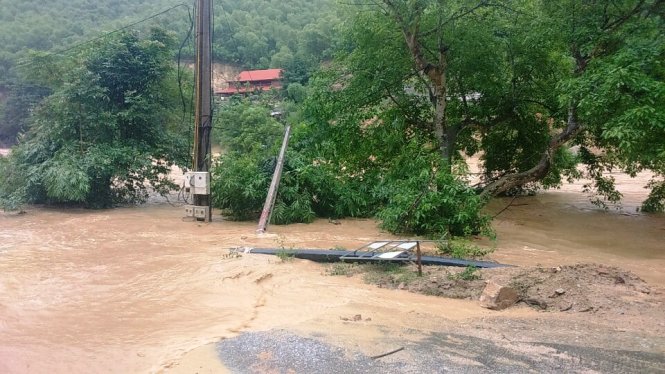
256, 124, 291, 234
188, 0, 213, 222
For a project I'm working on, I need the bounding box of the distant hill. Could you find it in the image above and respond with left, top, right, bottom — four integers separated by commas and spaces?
0, 0, 185, 78
0, 0, 338, 145
0, 0, 338, 78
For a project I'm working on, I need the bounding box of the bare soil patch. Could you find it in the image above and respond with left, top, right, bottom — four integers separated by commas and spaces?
368, 264, 486, 299
329, 262, 663, 315
505, 263, 655, 312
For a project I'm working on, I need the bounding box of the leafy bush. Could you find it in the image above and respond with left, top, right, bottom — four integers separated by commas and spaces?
211, 152, 271, 220
215, 99, 284, 154
212, 112, 492, 238
642, 179, 665, 213
42, 149, 90, 202
0, 153, 27, 211
286, 83, 307, 103
437, 239, 494, 259
377, 168, 492, 238
448, 266, 481, 281
211, 144, 376, 223
211, 99, 380, 224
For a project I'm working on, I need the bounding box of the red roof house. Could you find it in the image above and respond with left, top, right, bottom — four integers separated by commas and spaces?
217, 68, 283, 96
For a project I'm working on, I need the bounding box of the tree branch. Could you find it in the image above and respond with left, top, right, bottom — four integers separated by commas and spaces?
480, 105, 584, 197
602, 0, 647, 33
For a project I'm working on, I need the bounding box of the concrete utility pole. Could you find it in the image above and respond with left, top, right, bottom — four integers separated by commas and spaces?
257, 124, 291, 234
192, 0, 212, 222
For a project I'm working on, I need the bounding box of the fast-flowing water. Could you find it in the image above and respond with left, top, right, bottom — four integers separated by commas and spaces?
487, 170, 665, 284
0, 157, 663, 373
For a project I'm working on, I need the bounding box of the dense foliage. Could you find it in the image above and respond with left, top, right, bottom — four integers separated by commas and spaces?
211, 94, 491, 237
301, 0, 664, 213
566, 9, 665, 211
211, 0, 664, 239
213, 0, 338, 71
0, 0, 337, 144
1, 0, 663, 239
0, 0, 337, 73
0, 30, 189, 209
0, 0, 183, 145
0, 1, 188, 84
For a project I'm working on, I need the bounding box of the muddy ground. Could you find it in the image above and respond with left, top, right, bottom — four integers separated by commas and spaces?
0, 166, 664, 373
345, 262, 661, 314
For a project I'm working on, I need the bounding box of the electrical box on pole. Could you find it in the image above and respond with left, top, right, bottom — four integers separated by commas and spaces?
187, 0, 213, 222
184, 171, 210, 195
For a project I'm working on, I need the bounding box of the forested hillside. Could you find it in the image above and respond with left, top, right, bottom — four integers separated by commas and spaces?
0, 0, 337, 144
0, 1, 180, 80
0, 0, 336, 75
213, 0, 339, 75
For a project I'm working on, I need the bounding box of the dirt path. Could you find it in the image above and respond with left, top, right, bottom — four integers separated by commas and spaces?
0, 171, 664, 373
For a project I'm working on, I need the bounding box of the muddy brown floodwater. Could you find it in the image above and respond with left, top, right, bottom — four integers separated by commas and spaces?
486, 170, 665, 285
0, 163, 663, 373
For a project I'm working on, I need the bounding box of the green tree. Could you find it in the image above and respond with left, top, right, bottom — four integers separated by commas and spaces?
481, 0, 664, 206
310, 0, 664, 213
0, 0, 194, 146
0, 83, 50, 145
560, 4, 665, 211
214, 99, 284, 154
210, 97, 386, 225
0, 30, 189, 209
286, 83, 307, 103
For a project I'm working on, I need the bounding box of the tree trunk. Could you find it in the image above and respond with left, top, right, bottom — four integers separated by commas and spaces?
400, 20, 450, 163
481, 40, 591, 198
432, 62, 449, 161
481, 105, 583, 197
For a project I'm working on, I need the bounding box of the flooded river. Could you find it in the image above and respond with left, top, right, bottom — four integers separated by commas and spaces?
0, 164, 663, 373
487, 170, 665, 284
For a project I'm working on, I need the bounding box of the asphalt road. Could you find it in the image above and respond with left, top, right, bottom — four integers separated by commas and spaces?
216, 330, 665, 373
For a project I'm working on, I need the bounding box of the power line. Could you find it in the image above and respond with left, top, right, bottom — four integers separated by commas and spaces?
15, 3, 191, 68
208, 0, 215, 166
177, 1, 197, 169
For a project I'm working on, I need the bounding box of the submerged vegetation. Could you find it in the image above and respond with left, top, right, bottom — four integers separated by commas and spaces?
210, 97, 492, 237
1, 1, 664, 240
